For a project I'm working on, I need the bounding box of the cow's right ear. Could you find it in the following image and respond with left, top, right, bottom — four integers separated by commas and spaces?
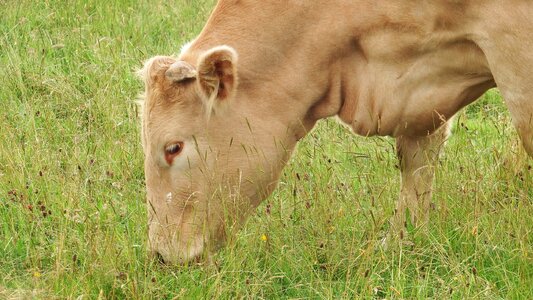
196, 46, 238, 111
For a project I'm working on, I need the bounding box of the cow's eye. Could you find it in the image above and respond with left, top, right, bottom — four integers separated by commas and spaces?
164, 142, 184, 165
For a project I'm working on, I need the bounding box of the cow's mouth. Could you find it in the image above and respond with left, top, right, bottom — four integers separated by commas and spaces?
154, 250, 206, 266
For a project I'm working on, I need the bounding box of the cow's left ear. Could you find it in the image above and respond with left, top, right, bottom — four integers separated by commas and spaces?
196, 46, 238, 108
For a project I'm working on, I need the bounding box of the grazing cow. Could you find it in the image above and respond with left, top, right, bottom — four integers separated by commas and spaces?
138, 0, 533, 264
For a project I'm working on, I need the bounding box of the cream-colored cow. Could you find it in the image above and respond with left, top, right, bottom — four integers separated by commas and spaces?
139, 0, 533, 264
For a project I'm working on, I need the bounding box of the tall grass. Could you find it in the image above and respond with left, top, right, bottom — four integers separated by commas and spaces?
1, 1, 531, 298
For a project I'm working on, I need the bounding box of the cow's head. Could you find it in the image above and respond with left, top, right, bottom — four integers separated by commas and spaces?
138, 46, 299, 264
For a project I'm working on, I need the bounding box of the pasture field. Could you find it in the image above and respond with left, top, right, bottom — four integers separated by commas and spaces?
1, 1, 532, 299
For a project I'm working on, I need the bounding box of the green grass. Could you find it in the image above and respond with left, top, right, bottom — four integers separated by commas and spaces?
1, 1, 531, 299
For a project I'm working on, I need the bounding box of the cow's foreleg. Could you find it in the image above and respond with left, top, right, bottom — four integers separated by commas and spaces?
390, 122, 451, 239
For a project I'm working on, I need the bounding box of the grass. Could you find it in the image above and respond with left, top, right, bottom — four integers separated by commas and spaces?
0, 0, 531, 299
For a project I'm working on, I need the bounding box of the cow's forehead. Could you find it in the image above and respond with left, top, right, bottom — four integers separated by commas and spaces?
143, 90, 204, 138
144, 78, 199, 115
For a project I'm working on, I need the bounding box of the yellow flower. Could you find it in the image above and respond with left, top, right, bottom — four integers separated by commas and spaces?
260, 234, 268, 242
33, 271, 41, 278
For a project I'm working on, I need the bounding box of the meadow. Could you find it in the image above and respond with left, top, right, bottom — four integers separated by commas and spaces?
0, 0, 532, 298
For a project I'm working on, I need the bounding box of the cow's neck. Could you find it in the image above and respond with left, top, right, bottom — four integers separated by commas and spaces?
182, 1, 338, 139
184, 1, 493, 139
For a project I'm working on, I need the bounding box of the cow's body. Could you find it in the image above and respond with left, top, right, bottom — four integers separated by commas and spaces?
140, 0, 533, 264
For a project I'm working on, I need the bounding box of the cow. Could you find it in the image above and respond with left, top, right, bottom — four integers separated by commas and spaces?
138, 0, 533, 264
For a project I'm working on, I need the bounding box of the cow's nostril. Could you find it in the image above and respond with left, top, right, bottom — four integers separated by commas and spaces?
154, 252, 166, 265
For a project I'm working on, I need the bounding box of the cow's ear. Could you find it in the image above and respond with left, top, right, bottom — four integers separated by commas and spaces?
196, 46, 238, 107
